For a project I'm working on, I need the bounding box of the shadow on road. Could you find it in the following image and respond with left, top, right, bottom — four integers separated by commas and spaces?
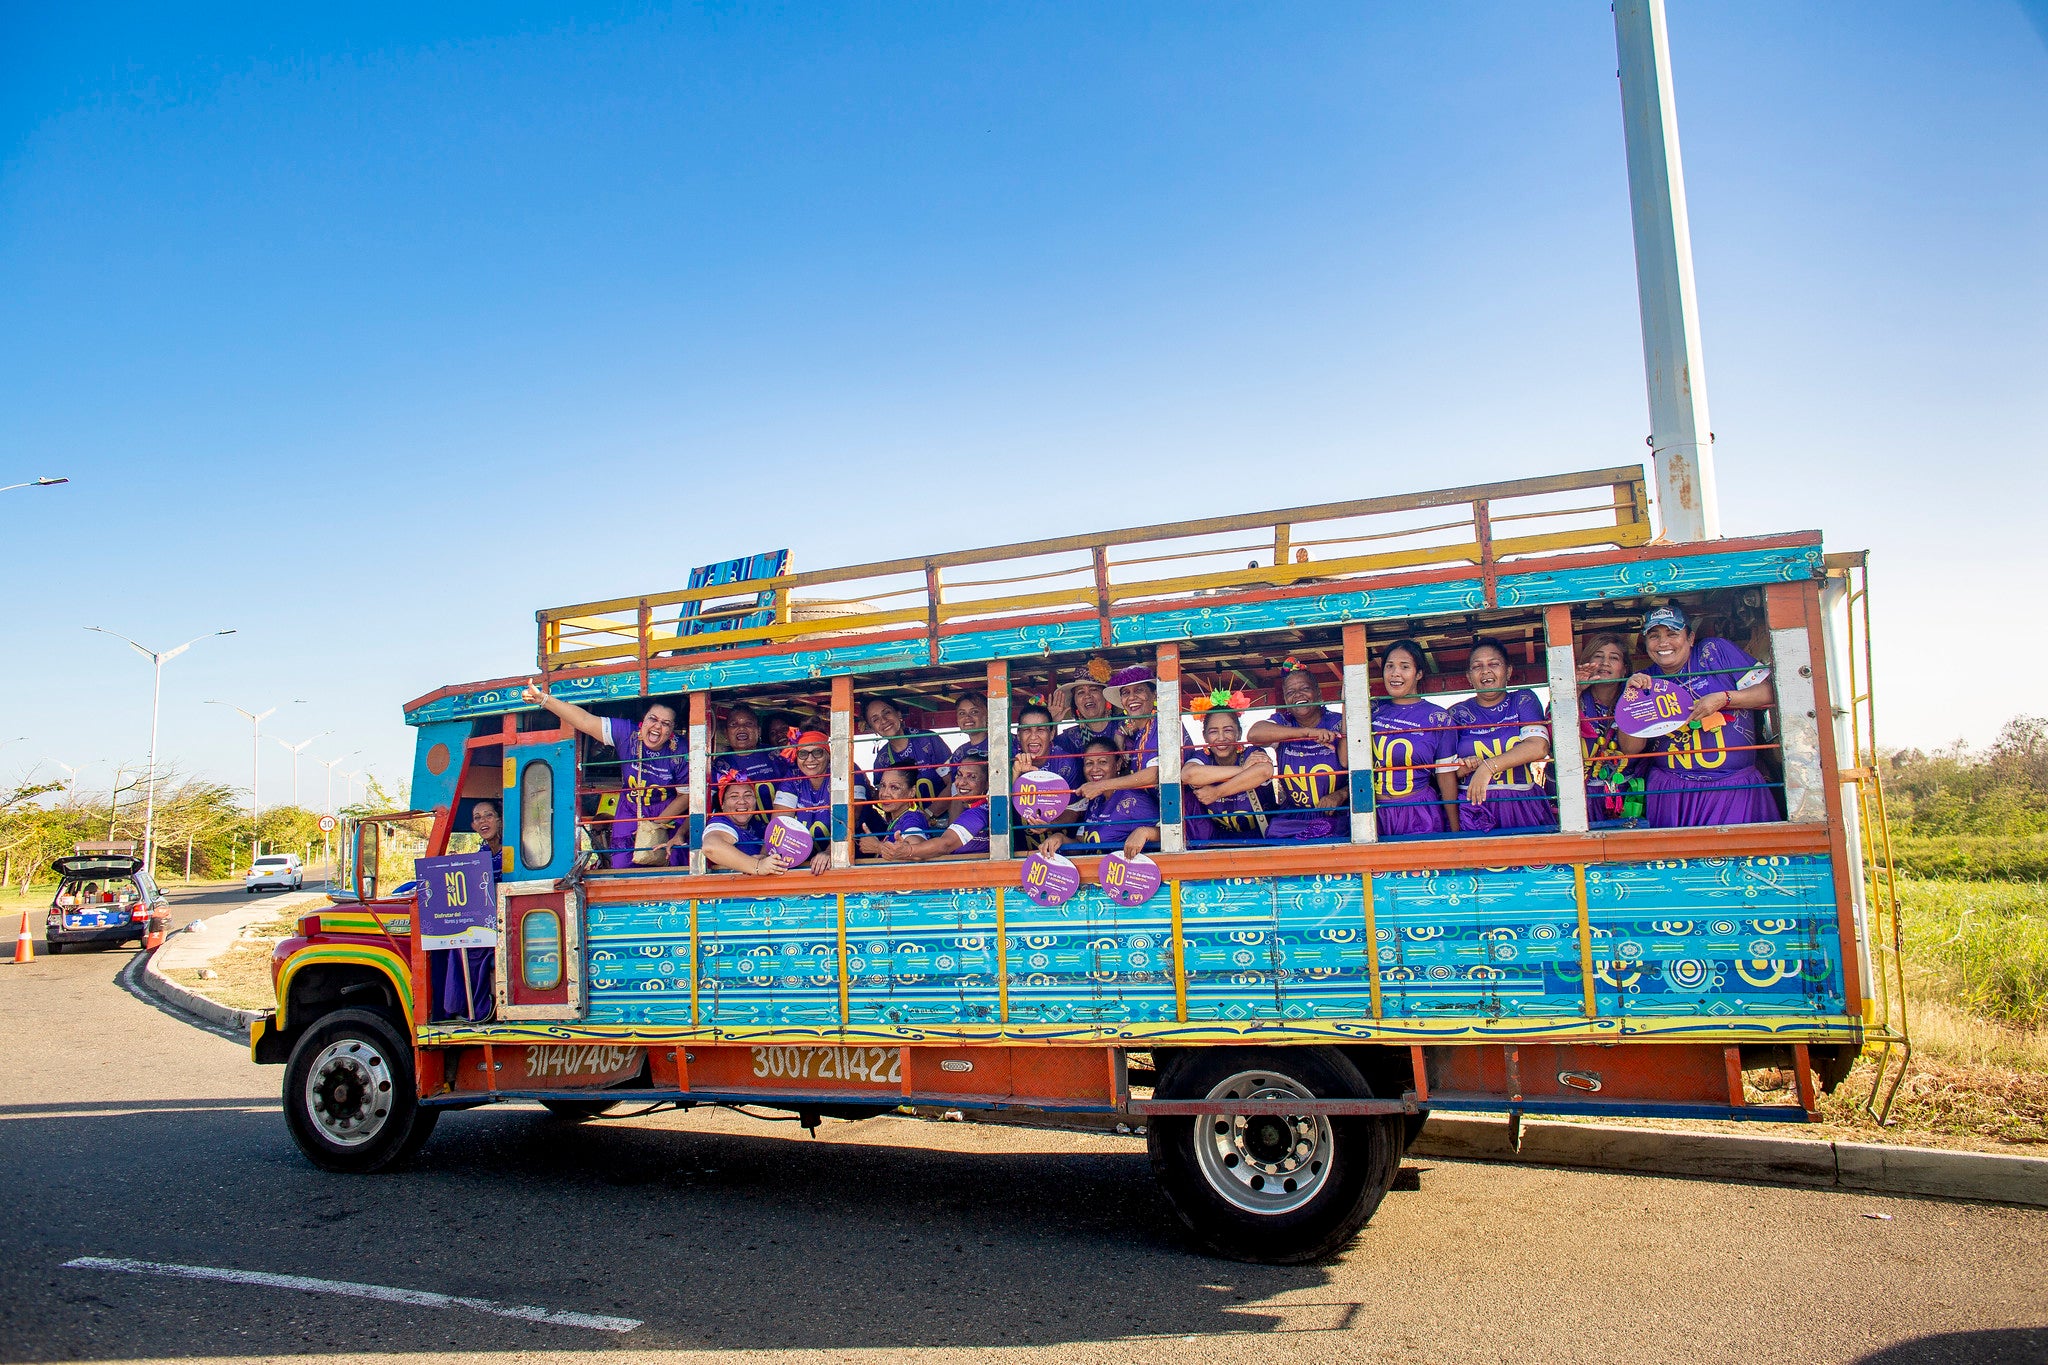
3, 1102, 1354, 1357
1854, 1328, 2048, 1364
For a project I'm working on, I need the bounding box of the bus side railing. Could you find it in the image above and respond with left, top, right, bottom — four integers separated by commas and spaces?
535, 465, 1652, 673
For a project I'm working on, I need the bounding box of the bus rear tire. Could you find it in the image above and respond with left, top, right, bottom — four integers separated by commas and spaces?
283, 1008, 432, 1173
1147, 1047, 1401, 1265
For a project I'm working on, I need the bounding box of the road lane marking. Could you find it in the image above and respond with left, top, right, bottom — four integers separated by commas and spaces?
62, 1257, 641, 1334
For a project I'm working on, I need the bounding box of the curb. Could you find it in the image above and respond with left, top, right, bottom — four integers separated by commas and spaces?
141, 949, 263, 1036
1410, 1114, 2048, 1208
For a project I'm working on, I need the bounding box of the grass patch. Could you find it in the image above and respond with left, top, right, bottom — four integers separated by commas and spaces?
1892, 835, 2048, 882
1894, 875, 2048, 1030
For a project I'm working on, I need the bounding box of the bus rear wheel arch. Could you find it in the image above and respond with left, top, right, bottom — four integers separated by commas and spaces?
1147, 1046, 1402, 1264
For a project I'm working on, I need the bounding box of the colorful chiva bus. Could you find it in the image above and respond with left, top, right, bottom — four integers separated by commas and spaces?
256, 465, 1906, 1263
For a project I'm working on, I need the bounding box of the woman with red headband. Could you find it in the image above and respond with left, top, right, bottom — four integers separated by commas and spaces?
702, 772, 791, 876
772, 726, 840, 874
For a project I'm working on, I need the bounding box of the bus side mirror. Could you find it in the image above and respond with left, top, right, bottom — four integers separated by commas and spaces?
355, 823, 381, 902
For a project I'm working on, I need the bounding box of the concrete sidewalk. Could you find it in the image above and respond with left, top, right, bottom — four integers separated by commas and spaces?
141, 891, 322, 1033
1412, 1113, 2048, 1208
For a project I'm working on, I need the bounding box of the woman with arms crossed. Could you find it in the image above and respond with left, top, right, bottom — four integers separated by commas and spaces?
1448, 639, 1556, 834
1370, 640, 1462, 836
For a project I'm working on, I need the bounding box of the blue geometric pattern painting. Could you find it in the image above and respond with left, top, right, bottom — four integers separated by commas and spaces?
693, 893, 842, 1029
579, 853, 1844, 1037
844, 888, 1001, 1029
1003, 882, 1178, 1026
585, 899, 695, 1026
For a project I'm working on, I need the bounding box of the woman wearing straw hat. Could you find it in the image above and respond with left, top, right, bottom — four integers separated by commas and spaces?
1050, 657, 1124, 762
1071, 665, 1194, 806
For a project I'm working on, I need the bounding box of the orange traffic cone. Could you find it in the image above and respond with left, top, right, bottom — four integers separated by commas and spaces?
13, 908, 34, 964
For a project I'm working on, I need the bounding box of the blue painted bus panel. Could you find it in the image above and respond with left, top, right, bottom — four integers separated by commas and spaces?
585, 898, 694, 1025
695, 893, 843, 1029
1494, 546, 1822, 609
580, 853, 1844, 1032
1004, 883, 1178, 1026
844, 889, 1000, 1028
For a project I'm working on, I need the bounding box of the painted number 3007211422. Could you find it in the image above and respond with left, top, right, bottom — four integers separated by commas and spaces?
750, 1046, 902, 1084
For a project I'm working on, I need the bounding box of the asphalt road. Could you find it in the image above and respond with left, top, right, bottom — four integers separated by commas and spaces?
2, 883, 2045, 1364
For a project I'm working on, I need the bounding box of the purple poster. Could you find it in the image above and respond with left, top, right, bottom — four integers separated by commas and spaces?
1616, 678, 1690, 739
415, 851, 498, 950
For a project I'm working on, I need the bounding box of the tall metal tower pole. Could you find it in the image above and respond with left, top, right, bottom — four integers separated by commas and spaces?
1615, 0, 1720, 542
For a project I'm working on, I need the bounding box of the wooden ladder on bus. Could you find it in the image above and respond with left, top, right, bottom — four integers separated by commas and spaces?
1837, 553, 1911, 1122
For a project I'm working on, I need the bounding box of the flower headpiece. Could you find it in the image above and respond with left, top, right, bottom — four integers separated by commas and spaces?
1278, 654, 1310, 675
1189, 686, 1253, 717
780, 727, 830, 763
1086, 657, 1112, 684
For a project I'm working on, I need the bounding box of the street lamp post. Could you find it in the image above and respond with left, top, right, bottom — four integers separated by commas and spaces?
0, 476, 69, 494
208, 700, 297, 859
315, 751, 361, 815
86, 627, 235, 874
47, 760, 91, 803
274, 732, 333, 807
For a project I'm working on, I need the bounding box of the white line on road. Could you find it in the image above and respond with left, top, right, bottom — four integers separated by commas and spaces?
62, 1256, 642, 1334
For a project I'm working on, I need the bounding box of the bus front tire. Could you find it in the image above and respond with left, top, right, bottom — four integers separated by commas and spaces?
283, 1008, 434, 1173
1147, 1047, 1401, 1265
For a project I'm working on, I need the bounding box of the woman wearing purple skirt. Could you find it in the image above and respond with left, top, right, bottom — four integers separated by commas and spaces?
1619, 604, 1782, 828
1449, 639, 1556, 834
1370, 639, 1461, 836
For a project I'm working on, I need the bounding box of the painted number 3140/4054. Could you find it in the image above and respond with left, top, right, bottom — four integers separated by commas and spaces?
750, 1046, 902, 1084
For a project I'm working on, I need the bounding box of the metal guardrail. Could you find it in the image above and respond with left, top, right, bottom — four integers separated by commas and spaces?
536, 464, 1652, 673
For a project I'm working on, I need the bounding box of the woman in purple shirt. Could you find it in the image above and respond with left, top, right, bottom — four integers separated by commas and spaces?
520, 679, 689, 868
1012, 703, 1083, 850
1041, 740, 1160, 859
1617, 603, 1781, 828
864, 696, 954, 804
1571, 631, 1647, 822
1370, 639, 1461, 836
1246, 658, 1347, 841
1182, 697, 1277, 845
702, 774, 791, 876
1448, 639, 1556, 834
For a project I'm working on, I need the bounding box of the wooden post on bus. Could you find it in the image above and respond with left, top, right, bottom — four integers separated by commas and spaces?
1341, 623, 1377, 843
1545, 605, 1590, 835
1155, 644, 1183, 854
986, 661, 1011, 860
687, 693, 710, 875
829, 675, 854, 870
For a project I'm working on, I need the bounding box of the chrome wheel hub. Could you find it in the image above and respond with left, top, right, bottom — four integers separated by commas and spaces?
305, 1038, 394, 1146
1192, 1070, 1334, 1215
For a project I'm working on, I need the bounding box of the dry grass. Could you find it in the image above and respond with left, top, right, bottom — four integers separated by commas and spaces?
164, 906, 301, 1014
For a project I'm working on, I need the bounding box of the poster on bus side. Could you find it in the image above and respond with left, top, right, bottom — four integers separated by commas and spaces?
415, 850, 498, 949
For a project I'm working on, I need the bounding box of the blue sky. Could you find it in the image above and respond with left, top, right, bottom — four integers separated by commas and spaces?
3, 2, 2043, 804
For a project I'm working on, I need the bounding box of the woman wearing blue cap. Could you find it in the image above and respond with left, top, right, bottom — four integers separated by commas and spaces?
1617, 603, 1781, 827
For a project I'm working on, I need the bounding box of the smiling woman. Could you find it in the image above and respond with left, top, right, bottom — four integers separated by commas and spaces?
519, 682, 689, 868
